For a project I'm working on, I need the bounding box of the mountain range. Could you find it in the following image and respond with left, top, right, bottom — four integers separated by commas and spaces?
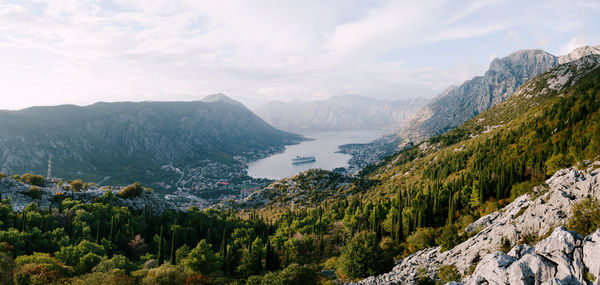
254, 95, 426, 133
0, 94, 302, 188
398, 44, 600, 143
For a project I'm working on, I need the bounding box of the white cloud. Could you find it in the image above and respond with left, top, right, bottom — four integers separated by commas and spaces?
0, 0, 597, 110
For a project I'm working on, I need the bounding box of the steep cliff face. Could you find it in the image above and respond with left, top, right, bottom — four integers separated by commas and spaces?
398, 45, 600, 144
349, 164, 600, 284
399, 49, 558, 142
0, 95, 302, 187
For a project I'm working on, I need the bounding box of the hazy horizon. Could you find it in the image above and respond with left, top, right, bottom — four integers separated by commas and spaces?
1, 0, 599, 110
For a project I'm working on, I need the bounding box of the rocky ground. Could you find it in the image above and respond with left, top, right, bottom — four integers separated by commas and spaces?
349, 163, 600, 284
0, 177, 173, 214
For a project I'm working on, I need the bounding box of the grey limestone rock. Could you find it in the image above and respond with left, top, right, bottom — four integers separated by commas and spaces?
348, 164, 600, 285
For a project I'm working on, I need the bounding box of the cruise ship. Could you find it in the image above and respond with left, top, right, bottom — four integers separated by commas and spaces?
291, 156, 316, 164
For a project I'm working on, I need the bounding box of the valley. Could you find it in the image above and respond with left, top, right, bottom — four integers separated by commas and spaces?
1, 39, 600, 284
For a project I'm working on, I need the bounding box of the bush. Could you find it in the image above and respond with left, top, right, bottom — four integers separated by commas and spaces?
51, 193, 66, 203
20, 174, 45, 187
27, 186, 42, 200
117, 182, 144, 199
545, 153, 574, 175
0, 173, 7, 180
70, 180, 84, 192
436, 224, 461, 252
406, 228, 435, 253
568, 198, 600, 235
337, 232, 393, 279
437, 264, 461, 283
0, 252, 14, 284
14, 252, 72, 284
510, 181, 532, 200
184, 273, 212, 285
71, 271, 136, 285
268, 263, 318, 285
184, 240, 220, 274
498, 236, 512, 253
141, 264, 186, 285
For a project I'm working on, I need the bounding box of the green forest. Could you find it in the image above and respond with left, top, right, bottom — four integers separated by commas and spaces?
0, 58, 600, 284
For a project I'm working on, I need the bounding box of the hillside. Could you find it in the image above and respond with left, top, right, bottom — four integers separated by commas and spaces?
345, 54, 600, 283
398, 45, 600, 144
352, 165, 600, 284
398, 49, 558, 143
254, 95, 426, 133
0, 55, 599, 285
0, 95, 302, 189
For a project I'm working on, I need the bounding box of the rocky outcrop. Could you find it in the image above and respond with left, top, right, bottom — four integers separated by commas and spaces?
349, 164, 600, 284
558, 44, 600, 64
464, 227, 592, 285
0, 177, 173, 214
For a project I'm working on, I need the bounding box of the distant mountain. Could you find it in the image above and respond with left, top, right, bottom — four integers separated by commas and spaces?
558, 44, 600, 63
0, 94, 302, 188
399, 45, 600, 143
254, 95, 427, 133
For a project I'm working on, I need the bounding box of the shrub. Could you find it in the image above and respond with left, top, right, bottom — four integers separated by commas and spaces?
416, 266, 434, 285
27, 186, 42, 200
70, 180, 84, 192
337, 232, 392, 279
510, 181, 532, 200
51, 193, 66, 203
519, 232, 537, 245
71, 271, 136, 285
568, 198, 600, 235
269, 263, 318, 285
20, 174, 45, 187
437, 264, 461, 283
141, 264, 186, 285
498, 236, 512, 253
436, 224, 461, 252
117, 182, 144, 199
545, 153, 573, 175
0, 252, 14, 284
184, 273, 212, 285
14, 264, 63, 285
406, 228, 435, 253
184, 240, 220, 275
0, 173, 7, 180
14, 252, 72, 284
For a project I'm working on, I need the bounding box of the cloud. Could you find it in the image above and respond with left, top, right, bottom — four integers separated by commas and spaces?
0, 0, 598, 110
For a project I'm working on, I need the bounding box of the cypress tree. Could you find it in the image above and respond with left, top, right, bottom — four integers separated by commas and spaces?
157, 225, 164, 264
170, 227, 176, 265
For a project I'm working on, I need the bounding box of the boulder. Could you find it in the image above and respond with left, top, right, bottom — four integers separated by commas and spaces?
583, 229, 600, 285
507, 254, 555, 284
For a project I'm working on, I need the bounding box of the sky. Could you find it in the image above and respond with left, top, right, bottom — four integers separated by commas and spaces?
0, 0, 599, 110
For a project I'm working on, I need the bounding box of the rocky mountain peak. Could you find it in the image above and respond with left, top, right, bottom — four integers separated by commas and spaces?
201, 93, 245, 108
488, 49, 557, 76
558, 44, 600, 64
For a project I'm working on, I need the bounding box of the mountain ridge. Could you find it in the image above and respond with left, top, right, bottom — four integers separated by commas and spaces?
0, 96, 303, 190
254, 95, 427, 133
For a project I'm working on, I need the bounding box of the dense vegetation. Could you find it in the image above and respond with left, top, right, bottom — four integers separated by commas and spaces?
0, 57, 599, 284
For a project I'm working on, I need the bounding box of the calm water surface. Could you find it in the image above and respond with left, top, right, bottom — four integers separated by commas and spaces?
247, 129, 384, 179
